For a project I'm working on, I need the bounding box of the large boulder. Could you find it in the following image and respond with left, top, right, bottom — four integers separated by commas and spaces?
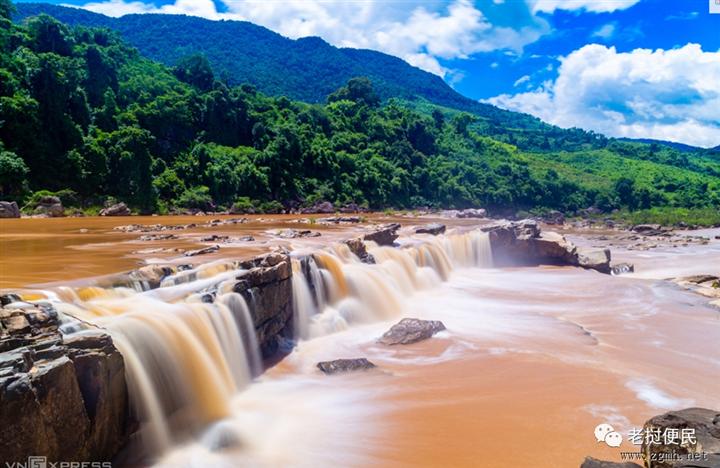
363, 223, 400, 246
316, 358, 377, 375
301, 201, 334, 214
234, 253, 293, 357
378, 318, 446, 345
483, 219, 613, 274
0, 303, 129, 464
415, 223, 446, 235
34, 196, 64, 217
99, 202, 131, 217
641, 408, 720, 468
0, 201, 20, 218
577, 248, 611, 274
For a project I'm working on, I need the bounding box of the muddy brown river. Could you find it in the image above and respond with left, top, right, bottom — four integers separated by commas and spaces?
1, 215, 718, 467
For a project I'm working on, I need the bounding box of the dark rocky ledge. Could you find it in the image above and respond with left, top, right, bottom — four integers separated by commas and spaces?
484, 219, 612, 273
0, 302, 129, 465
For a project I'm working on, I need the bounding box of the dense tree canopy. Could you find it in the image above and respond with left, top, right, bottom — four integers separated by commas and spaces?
0, 11, 718, 219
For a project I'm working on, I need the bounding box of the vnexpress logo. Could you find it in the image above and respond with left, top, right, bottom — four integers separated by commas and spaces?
711, 0, 720, 14
27, 458, 46, 468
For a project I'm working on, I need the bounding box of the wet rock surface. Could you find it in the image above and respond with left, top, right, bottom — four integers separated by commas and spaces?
0, 201, 20, 218
415, 223, 446, 235
378, 318, 446, 345
484, 219, 612, 273
184, 245, 220, 256
611, 263, 635, 276
344, 238, 375, 263
642, 408, 720, 468
271, 229, 321, 239
233, 253, 293, 357
455, 208, 487, 218
0, 302, 129, 464
363, 223, 400, 246
316, 358, 377, 375
100, 202, 131, 217
34, 196, 64, 217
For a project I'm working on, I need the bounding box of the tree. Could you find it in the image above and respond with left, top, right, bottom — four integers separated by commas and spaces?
327, 77, 380, 107
173, 54, 214, 92
0, 146, 29, 197
0, 0, 15, 20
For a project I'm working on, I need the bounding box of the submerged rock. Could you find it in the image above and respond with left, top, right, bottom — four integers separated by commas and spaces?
677, 274, 719, 285
0, 201, 20, 218
316, 358, 377, 375
184, 245, 220, 256
378, 318, 446, 345
641, 407, 720, 468
363, 223, 400, 246
579, 457, 642, 468
415, 223, 446, 235
100, 202, 131, 216
273, 229, 321, 239
611, 263, 635, 276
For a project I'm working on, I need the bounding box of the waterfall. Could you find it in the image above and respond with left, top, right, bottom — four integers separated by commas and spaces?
26, 227, 492, 461
290, 229, 493, 339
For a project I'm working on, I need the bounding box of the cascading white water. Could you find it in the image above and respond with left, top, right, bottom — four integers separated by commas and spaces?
294, 230, 493, 338
22, 228, 493, 462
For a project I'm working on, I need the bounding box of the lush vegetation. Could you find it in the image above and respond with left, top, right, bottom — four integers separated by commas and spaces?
1, 5, 719, 223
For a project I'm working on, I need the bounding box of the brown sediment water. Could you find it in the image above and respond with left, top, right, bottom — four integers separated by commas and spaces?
1, 215, 718, 467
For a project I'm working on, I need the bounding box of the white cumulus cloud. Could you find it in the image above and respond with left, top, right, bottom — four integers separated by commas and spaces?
529, 0, 641, 14
73, 0, 549, 78
485, 43, 720, 148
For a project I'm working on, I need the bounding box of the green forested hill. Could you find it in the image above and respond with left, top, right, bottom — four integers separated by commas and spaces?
12, 2, 581, 151
1, 3, 718, 223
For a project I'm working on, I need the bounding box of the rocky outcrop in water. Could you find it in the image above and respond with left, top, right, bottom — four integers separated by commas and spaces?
484, 219, 612, 274
0, 201, 20, 218
415, 223, 446, 235
316, 358, 377, 374
378, 318, 446, 345
234, 253, 293, 357
184, 245, 220, 256
641, 407, 720, 468
344, 238, 375, 263
100, 202, 131, 216
456, 208, 487, 218
0, 302, 129, 464
33, 196, 64, 217
611, 263, 635, 276
364, 223, 400, 246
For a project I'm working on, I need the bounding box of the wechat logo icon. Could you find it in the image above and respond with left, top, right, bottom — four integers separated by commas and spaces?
594, 423, 623, 448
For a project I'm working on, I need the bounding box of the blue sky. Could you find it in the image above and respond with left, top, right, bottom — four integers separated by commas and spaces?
15, 0, 720, 147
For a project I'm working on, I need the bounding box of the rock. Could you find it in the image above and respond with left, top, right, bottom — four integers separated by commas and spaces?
317, 216, 362, 224
301, 201, 334, 214
201, 235, 229, 242
138, 233, 178, 241
99, 202, 131, 217
378, 318, 446, 345
339, 203, 364, 213
611, 263, 635, 276
0, 303, 129, 463
642, 407, 720, 468
184, 245, 220, 257
34, 196, 64, 217
577, 248, 611, 274
273, 229, 321, 239
344, 238, 375, 263
0, 201, 20, 218
579, 457, 642, 468
542, 210, 565, 225
129, 264, 175, 289
631, 224, 671, 236
415, 223, 446, 235
316, 358, 377, 375
484, 220, 613, 274
456, 208, 487, 218
234, 253, 293, 357
677, 275, 719, 284
363, 223, 400, 246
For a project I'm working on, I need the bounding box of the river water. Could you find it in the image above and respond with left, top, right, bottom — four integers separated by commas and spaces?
1, 215, 718, 467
